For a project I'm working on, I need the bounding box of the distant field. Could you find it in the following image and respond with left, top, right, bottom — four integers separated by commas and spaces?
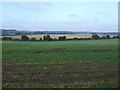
0, 34, 116, 39
2, 39, 118, 88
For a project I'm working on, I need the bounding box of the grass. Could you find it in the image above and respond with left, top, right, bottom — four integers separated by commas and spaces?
2, 39, 118, 88
2, 39, 118, 64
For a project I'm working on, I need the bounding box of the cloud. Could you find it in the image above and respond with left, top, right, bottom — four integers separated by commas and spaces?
67, 14, 81, 21
93, 17, 99, 21
12, 2, 53, 12
44, 2, 53, 8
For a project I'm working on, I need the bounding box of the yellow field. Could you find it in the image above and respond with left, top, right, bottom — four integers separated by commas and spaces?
0, 34, 115, 39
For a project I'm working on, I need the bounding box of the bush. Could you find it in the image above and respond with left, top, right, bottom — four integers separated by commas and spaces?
73, 38, 79, 40
116, 35, 120, 39
2, 37, 13, 40
106, 35, 110, 39
67, 38, 73, 40
78, 38, 84, 40
14, 39, 21, 41
53, 38, 58, 41
92, 34, 100, 40
39, 38, 42, 41
112, 35, 119, 39
30, 37, 37, 41
43, 35, 52, 41
83, 38, 91, 40
21, 35, 29, 41
58, 36, 66, 41
101, 36, 106, 39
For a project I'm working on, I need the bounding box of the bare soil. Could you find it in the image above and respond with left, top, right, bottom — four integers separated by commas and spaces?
2, 60, 118, 88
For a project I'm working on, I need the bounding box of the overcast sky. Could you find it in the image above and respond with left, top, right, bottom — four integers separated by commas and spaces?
1, 2, 118, 32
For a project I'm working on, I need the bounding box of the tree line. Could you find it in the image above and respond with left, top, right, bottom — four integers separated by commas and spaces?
1, 34, 120, 41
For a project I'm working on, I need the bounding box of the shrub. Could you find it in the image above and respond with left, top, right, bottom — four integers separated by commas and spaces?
101, 36, 106, 39
30, 37, 37, 41
39, 38, 42, 41
2, 37, 13, 40
78, 38, 84, 40
53, 38, 58, 41
67, 38, 73, 40
73, 38, 78, 40
43, 35, 51, 41
92, 34, 100, 40
106, 35, 110, 39
21, 35, 29, 41
58, 36, 66, 41
116, 35, 120, 39
84, 38, 91, 40
14, 39, 21, 41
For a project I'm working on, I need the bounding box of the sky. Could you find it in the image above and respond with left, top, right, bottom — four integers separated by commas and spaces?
1, 2, 118, 32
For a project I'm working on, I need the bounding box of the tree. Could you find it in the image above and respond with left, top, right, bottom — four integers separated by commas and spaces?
30, 37, 36, 41
92, 34, 100, 40
83, 38, 91, 40
2, 37, 13, 40
106, 35, 110, 39
116, 35, 120, 39
39, 38, 42, 41
67, 38, 73, 40
73, 38, 78, 40
21, 35, 29, 41
52, 38, 57, 41
78, 38, 84, 40
14, 39, 20, 41
112, 35, 119, 39
43, 35, 52, 41
112, 35, 116, 39
58, 36, 66, 41
102, 36, 106, 39
16, 32, 21, 35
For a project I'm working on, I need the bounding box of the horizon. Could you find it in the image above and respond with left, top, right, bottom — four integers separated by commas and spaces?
1, 28, 118, 33
1, 2, 118, 32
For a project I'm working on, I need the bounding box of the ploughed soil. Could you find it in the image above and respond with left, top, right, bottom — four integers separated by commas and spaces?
2, 60, 118, 88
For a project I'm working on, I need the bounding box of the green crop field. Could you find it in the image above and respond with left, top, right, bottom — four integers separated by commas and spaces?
2, 39, 118, 88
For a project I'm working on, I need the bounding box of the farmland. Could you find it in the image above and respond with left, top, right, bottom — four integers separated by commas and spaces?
0, 34, 116, 40
2, 39, 118, 88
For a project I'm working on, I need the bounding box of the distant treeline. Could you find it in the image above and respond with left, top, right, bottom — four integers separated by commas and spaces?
1, 29, 119, 36
1, 34, 120, 41
1, 29, 75, 36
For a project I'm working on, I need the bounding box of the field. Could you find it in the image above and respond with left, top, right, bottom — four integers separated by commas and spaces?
2, 39, 118, 88
0, 34, 116, 39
